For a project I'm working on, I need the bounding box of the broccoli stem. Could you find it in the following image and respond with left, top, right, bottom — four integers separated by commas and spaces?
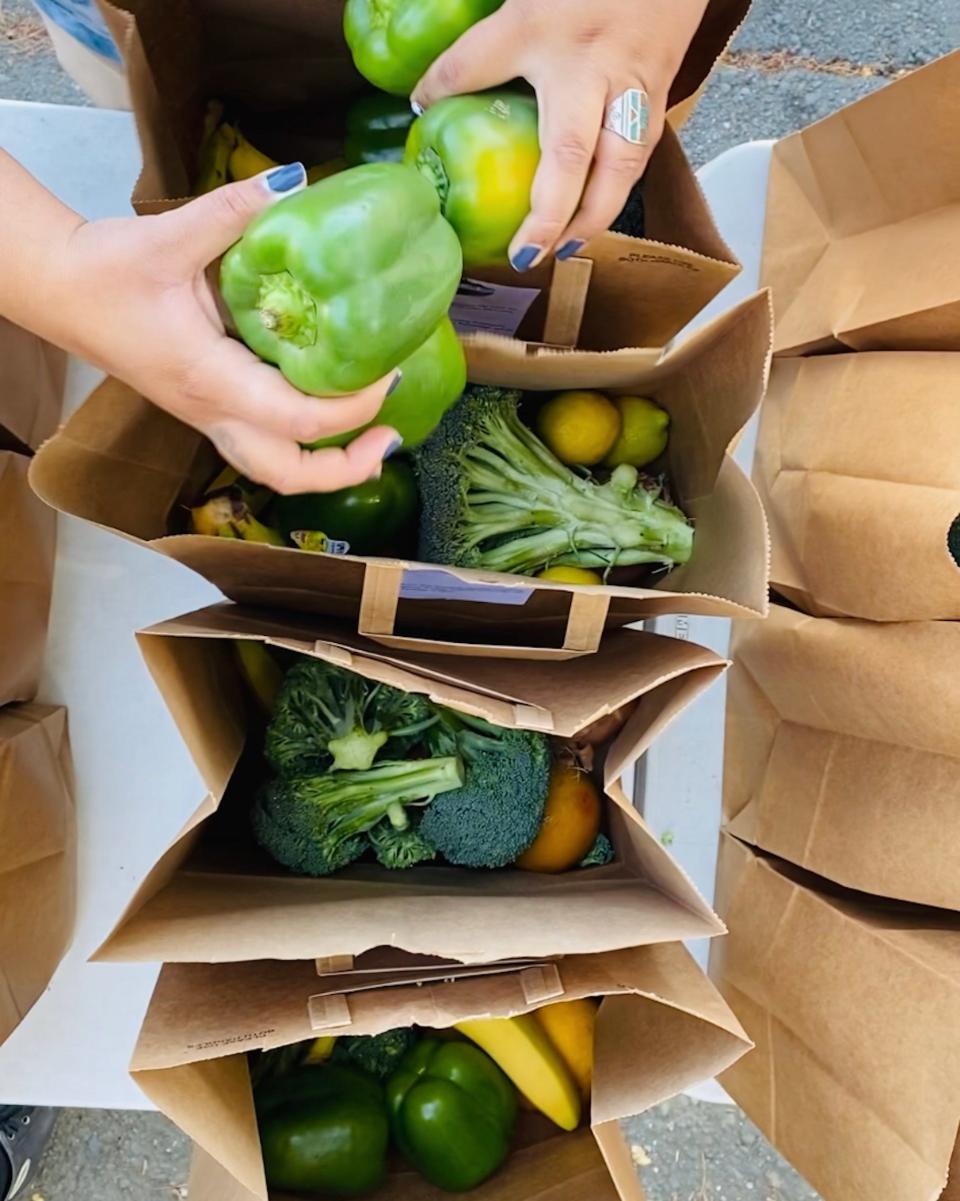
453, 403, 694, 574
318, 758, 466, 830
327, 729, 390, 772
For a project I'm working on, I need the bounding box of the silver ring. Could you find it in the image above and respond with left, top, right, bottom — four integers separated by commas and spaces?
603, 87, 650, 146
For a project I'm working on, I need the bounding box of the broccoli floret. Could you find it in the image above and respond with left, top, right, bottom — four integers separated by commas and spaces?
332, 1029, 418, 1079
414, 386, 694, 577
253, 757, 464, 876
266, 659, 440, 775
368, 818, 437, 869
418, 711, 550, 868
579, 832, 615, 867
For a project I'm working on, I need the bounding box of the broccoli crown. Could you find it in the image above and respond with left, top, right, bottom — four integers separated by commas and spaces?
414, 386, 694, 577
332, 1029, 418, 1079
265, 659, 439, 776
368, 818, 437, 870
579, 832, 615, 868
418, 711, 550, 869
253, 756, 464, 877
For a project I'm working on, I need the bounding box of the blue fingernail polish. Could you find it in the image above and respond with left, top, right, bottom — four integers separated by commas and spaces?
557, 239, 585, 261
266, 162, 307, 193
384, 435, 404, 459
411, 99, 425, 116
386, 370, 403, 396
511, 245, 541, 273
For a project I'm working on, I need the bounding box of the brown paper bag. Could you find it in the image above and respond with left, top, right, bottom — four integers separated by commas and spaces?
92, 602, 728, 964
762, 51, 960, 356
724, 603, 960, 909
130, 943, 752, 1201
756, 352, 960, 621
0, 704, 75, 1045
0, 319, 65, 453
0, 453, 57, 706
712, 834, 960, 1201
98, 0, 745, 351
31, 291, 772, 658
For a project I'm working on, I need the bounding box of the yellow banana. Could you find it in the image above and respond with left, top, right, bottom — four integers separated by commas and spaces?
454, 1014, 581, 1131
302, 1036, 338, 1064
195, 119, 237, 195
190, 490, 285, 545
235, 641, 284, 715
533, 998, 598, 1102
229, 130, 279, 182
203, 464, 240, 494
307, 158, 347, 185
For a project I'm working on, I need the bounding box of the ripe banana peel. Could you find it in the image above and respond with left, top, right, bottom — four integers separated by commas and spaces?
229, 130, 280, 181
533, 998, 597, 1102
303, 1035, 338, 1065
235, 641, 284, 715
454, 1014, 581, 1131
189, 490, 285, 544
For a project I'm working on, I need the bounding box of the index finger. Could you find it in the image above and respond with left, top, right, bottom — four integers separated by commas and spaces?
507, 76, 606, 271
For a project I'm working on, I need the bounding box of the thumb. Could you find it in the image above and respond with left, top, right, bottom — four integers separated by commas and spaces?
157, 162, 307, 269
411, 10, 519, 111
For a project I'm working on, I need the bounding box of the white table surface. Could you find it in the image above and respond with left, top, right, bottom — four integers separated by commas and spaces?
0, 100, 772, 1109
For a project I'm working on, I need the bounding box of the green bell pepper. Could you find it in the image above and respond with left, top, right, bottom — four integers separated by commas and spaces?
344, 0, 506, 97
307, 316, 465, 451
275, 458, 419, 558
256, 1063, 389, 1197
405, 92, 540, 267
344, 93, 416, 166
219, 162, 462, 396
387, 1038, 517, 1192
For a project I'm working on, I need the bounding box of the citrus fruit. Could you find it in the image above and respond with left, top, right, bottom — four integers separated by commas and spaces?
603, 395, 670, 468
515, 764, 601, 873
537, 566, 603, 585
536, 390, 621, 466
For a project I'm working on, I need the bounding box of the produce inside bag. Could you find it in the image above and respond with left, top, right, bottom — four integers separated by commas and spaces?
248, 1001, 599, 1196
242, 644, 628, 879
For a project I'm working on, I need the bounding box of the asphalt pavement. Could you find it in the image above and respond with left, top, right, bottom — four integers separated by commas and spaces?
0, 1, 955, 1198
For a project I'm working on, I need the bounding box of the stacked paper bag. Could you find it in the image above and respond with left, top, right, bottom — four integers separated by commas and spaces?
0, 323, 75, 1045
713, 51, 960, 1201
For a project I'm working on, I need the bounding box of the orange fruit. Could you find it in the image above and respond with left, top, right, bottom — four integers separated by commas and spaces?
515, 764, 601, 873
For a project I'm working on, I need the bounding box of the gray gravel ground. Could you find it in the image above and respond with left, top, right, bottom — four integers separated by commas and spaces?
1, 1, 955, 1199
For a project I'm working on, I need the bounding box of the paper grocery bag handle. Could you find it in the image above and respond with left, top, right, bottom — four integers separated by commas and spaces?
543, 256, 593, 347
308, 992, 352, 1031
358, 562, 611, 657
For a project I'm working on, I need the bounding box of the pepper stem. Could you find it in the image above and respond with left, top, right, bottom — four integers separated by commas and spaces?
256, 271, 319, 348
415, 147, 450, 213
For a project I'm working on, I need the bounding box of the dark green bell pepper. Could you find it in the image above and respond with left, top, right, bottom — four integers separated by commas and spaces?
275, 458, 419, 557
386, 1038, 517, 1192
344, 0, 506, 97
405, 92, 540, 267
307, 316, 465, 452
219, 162, 462, 396
256, 1063, 389, 1197
344, 93, 416, 166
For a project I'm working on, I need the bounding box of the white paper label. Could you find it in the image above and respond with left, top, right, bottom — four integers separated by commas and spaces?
399, 569, 533, 606
449, 277, 541, 338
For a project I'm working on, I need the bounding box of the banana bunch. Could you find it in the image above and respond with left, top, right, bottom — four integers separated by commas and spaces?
194, 100, 345, 194
189, 466, 282, 543
455, 999, 599, 1132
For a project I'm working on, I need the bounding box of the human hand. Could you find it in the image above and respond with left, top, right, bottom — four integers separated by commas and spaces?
44, 164, 400, 493
411, 0, 709, 271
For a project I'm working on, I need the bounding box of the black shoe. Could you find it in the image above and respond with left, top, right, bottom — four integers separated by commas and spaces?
0, 1107, 57, 1201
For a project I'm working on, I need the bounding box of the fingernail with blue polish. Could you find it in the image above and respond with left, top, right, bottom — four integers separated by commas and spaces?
386, 369, 403, 396
384, 435, 404, 460
556, 239, 585, 261
511, 245, 541, 273
266, 162, 307, 193
411, 99, 425, 116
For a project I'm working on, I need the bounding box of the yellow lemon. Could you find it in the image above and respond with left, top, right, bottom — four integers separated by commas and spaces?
538, 566, 603, 585
536, 390, 622, 466
603, 396, 670, 468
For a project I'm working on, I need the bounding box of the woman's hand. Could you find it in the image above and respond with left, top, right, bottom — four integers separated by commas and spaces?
411, 0, 709, 271
0, 154, 399, 493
